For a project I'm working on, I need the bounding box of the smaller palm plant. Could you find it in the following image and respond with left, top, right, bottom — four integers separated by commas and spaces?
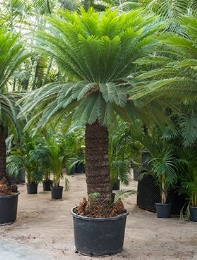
0, 26, 30, 194
147, 145, 178, 204
7, 132, 44, 184
44, 129, 82, 187
138, 126, 178, 204
178, 149, 197, 207
109, 121, 142, 188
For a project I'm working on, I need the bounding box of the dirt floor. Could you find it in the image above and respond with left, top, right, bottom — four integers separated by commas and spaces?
1, 173, 197, 260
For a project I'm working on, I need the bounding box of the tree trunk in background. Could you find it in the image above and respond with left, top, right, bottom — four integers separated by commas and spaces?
0, 124, 11, 185
85, 120, 112, 210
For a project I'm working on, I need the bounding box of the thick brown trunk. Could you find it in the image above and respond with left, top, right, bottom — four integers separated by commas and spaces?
0, 124, 11, 186
85, 120, 112, 209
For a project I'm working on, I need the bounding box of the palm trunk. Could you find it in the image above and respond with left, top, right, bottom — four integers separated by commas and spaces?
0, 124, 11, 186
85, 120, 112, 210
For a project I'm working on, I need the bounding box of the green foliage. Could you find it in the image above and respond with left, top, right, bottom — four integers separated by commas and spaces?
41, 127, 84, 187
149, 146, 178, 203
88, 192, 100, 204
18, 7, 164, 131
133, 15, 197, 105
178, 149, 197, 207
109, 120, 142, 186
114, 189, 137, 203
6, 131, 44, 183
137, 126, 178, 204
0, 27, 29, 90
0, 26, 30, 133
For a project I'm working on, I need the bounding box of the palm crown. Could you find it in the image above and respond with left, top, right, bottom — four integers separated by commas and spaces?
19, 7, 164, 130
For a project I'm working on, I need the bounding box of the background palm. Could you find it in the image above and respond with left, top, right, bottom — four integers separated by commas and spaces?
0, 27, 29, 192
133, 15, 197, 104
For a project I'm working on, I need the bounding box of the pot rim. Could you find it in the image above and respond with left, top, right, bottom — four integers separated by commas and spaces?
189, 205, 197, 209
51, 185, 63, 189
155, 202, 172, 206
0, 191, 20, 199
71, 207, 129, 221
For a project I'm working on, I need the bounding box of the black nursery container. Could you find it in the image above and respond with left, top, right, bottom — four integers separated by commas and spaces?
71, 208, 129, 256
0, 192, 20, 225
26, 183, 38, 194
51, 186, 63, 199
137, 174, 186, 214
42, 180, 53, 191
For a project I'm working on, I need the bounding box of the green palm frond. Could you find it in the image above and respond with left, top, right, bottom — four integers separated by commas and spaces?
179, 108, 197, 147
0, 30, 30, 89
19, 7, 168, 130
132, 16, 197, 104
0, 26, 30, 134
146, 0, 197, 33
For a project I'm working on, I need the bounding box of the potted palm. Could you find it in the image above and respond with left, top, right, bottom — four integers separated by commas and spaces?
139, 132, 178, 218
0, 27, 30, 224
42, 132, 65, 199
19, 7, 165, 255
33, 141, 53, 191
7, 132, 44, 194
149, 146, 178, 218
44, 129, 80, 199
178, 149, 197, 222
108, 121, 142, 189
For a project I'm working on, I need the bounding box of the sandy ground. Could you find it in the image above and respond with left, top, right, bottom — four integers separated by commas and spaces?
0, 173, 197, 260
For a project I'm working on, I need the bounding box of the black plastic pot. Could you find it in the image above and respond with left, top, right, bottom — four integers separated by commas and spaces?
0, 192, 20, 225
71, 208, 129, 256
137, 175, 186, 214
26, 183, 38, 194
51, 186, 63, 199
155, 203, 172, 218
133, 168, 140, 181
42, 180, 53, 191
11, 169, 25, 184
189, 206, 197, 222
112, 179, 120, 190
75, 162, 85, 173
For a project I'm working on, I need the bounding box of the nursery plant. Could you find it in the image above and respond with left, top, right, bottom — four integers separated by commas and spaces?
0, 26, 30, 223
18, 7, 172, 255
136, 125, 178, 204
178, 149, 197, 205
19, 7, 166, 214
7, 132, 44, 185
42, 129, 82, 187
133, 15, 197, 105
173, 104, 197, 220
109, 120, 142, 188
0, 27, 29, 195
136, 125, 179, 217
147, 145, 178, 204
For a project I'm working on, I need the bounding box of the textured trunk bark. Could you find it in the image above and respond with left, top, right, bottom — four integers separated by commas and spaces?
0, 124, 11, 185
85, 120, 112, 209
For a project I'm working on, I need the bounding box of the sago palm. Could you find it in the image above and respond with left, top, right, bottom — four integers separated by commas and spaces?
0, 27, 29, 194
19, 7, 167, 216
